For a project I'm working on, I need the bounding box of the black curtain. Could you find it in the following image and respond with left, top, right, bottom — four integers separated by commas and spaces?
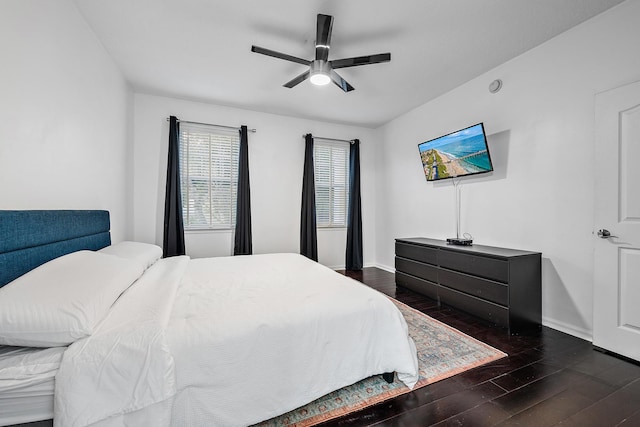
346, 139, 363, 270
234, 125, 252, 255
163, 116, 186, 257
300, 133, 318, 261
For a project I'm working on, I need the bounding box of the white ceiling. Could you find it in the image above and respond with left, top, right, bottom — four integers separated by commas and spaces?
73, 0, 624, 128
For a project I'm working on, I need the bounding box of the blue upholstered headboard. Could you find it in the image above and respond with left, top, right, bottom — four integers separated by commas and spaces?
0, 210, 111, 287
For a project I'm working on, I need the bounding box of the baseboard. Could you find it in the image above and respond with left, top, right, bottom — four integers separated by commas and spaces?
542, 316, 592, 342
369, 266, 595, 343
373, 263, 395, 273
328, 262, 377, 271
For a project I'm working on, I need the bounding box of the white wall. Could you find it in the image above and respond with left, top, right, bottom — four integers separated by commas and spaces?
375, 0, 640, 340
0, 0, 132, 242
133, 93, 378, 268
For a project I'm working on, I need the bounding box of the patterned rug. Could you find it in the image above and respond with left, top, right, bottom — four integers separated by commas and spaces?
255, 298, 507, 427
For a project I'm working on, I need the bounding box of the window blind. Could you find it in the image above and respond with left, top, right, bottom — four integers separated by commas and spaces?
179, 123, 240, 230
314, 140, 349, 228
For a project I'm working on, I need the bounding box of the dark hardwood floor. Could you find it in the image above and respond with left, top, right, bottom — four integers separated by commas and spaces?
330, 267, 640, 427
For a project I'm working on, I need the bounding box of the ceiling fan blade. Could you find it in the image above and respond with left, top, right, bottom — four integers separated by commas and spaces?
251, 45, 310, 66
283, 70, 310, 88
330, 69, 354, 92
315, 14, 333, 61
330, 53, 391, 69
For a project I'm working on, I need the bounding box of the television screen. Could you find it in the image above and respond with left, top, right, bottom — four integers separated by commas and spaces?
418, 123, 493, 181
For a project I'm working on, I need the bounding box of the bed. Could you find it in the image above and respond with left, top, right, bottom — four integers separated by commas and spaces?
0, 210, 419, 427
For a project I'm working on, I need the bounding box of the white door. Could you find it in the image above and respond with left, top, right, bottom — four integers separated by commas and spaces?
593, 80, 640, 361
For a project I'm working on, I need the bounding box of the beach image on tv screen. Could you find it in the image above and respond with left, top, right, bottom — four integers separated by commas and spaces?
419, 124, 492, 181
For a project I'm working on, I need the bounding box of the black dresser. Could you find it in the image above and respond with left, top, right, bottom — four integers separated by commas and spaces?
395, 238, 541, 334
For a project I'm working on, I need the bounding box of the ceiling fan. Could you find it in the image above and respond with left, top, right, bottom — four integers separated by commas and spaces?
251, 14, 391, 92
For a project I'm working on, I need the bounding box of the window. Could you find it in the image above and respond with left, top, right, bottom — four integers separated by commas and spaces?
179, 123, 239, 230
314, 140, 350, 228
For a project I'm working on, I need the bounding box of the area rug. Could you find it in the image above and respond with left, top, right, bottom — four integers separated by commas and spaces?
255, 298, 507, 427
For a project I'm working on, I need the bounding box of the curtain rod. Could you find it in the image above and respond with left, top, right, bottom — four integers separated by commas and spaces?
166, 117, 256, 133
303, 135, 356, 144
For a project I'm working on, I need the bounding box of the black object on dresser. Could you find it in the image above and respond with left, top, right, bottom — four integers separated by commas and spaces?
395, 238, 541, 334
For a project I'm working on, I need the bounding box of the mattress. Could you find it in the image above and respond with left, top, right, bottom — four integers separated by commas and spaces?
0, 345, 65, 426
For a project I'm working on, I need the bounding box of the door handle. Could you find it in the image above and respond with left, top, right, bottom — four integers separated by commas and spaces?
597, 229, 618, 239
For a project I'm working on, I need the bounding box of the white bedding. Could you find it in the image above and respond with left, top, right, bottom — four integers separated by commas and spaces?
0, 346, 65, 426
54, 253, 419, 427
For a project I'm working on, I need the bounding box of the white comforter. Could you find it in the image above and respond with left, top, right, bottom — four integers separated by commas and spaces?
55, 253, 419, 427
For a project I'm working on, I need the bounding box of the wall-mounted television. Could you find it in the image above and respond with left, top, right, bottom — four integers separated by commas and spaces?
418, 123, 493, 181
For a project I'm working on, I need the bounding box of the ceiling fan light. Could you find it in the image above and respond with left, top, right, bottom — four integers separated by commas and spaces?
309, 59, 331, 86
310, 71, 331, 86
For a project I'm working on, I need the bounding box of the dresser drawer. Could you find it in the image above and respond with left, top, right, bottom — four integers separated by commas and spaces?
439, 286, 509, 327
395, 257, 438, 283
395, 242, 438, 265
439, 268, 508, 306
395, 272, 439, 300
438, 250, 508, 283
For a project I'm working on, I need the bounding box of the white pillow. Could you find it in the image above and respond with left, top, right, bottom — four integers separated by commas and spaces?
0, 251, 144, 347
99, 241, 163, 270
